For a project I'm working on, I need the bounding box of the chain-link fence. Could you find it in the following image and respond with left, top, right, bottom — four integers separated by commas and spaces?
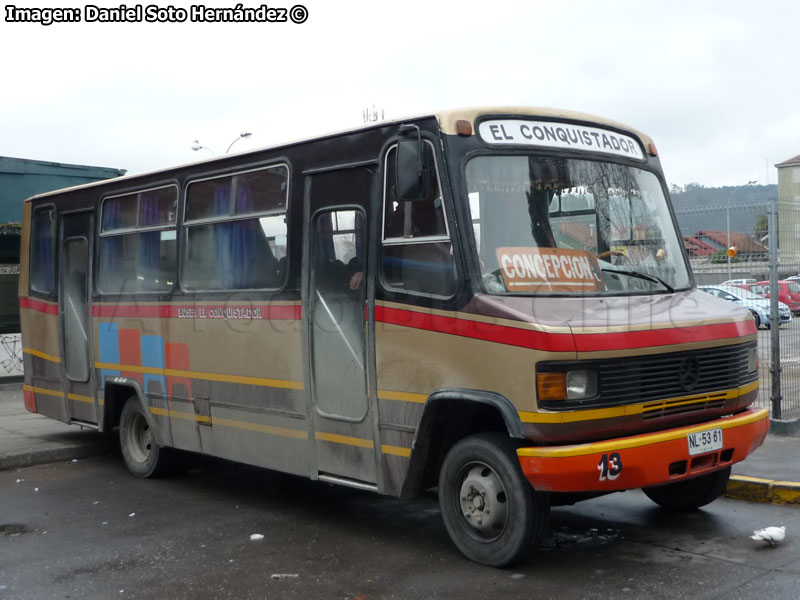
675, 199, 800, 421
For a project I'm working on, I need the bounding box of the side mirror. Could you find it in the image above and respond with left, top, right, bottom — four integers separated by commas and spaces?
396, 136, 435, 202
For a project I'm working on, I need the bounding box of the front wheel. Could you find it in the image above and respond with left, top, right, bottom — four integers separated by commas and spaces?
750, 311, 761, 329
438, 433, 550, 567
643, 466, 731, 511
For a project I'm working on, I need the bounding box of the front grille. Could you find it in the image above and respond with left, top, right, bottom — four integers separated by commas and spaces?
641, 392, 728, 420
539, 341, 757, 411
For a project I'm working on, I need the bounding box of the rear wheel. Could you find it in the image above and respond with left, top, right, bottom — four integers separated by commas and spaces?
643, 467, 731, 511
119, 397, 183, 478
438, 433, 550, 567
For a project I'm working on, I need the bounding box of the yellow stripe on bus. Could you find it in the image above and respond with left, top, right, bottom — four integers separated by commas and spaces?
23, 347, 61, 363
149, 407, 305, 439
517, 408, 768, 458
519, 383, 758, 424
95, 362, 303, 391
214, 416, 307, 440
377, 389, 428, 404
381, 444, 412, 457
315, 431, 374, 449
67, 393, 95, 404
23, 384, 64, 398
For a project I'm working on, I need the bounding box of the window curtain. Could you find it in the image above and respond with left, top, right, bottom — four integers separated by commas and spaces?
231, 181, 261, 288
100, 202, 122, 292
33, 212, 54, 292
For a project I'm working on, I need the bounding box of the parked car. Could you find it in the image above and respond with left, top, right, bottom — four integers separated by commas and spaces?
754, 280, 800, 315
698, 284, 791, 329
721, 278, 756, 286
732, 282, 767, 296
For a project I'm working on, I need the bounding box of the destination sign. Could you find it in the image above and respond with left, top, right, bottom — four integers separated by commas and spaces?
495, 247, 604, 293
478, 119, 644, 160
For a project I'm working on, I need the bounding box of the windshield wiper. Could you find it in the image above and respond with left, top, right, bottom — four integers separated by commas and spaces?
601, 268, 675, 293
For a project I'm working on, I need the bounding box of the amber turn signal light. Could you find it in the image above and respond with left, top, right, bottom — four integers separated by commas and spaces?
537, 372, 566, 401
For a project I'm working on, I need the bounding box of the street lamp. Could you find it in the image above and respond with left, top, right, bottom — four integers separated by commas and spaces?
226, 132, 252, 154
191, 132, 253, 155
191, 139, 215, 154
726, 180, 758, 279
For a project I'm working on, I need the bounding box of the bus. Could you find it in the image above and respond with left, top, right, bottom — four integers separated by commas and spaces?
19, 107, 768, 567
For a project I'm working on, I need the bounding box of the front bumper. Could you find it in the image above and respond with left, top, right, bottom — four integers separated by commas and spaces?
517, 408, 769, 492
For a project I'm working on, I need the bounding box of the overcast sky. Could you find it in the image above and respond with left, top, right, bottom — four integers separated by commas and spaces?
1, 0, 798, 187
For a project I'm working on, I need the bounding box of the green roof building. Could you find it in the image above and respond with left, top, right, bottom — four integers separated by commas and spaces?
0, 156, 126, 335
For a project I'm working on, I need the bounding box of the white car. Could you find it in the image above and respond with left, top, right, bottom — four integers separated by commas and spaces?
699, 284, 791, 329
721, 278, 755, 286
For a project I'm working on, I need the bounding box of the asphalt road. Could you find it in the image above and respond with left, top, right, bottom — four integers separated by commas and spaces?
2, 453, 799, 600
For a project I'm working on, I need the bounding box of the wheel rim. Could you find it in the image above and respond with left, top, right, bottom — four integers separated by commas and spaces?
454, 462, 509, 542
124, 410, 152, 464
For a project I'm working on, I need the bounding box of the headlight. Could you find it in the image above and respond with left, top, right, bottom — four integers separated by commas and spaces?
747, 347, 758, 373
537, 369, 598, 401
566, 370, 598, 400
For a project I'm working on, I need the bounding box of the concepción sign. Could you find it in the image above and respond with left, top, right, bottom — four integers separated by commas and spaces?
478, 119, 644, 160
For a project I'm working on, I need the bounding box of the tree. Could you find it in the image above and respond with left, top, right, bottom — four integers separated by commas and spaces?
754, 214, 768, 240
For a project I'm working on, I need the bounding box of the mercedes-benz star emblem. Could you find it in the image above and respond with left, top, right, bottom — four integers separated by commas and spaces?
678, 356, 700, 391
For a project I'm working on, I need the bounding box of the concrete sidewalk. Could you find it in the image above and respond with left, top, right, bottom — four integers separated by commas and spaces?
0, 383, 798, 504
0, 384, 113, 471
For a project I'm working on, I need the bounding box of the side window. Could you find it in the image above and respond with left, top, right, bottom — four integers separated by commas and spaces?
381, 144, 457, 296
30, 206, 56, 294
98, 186, 177, 294
183, 165, 288, 290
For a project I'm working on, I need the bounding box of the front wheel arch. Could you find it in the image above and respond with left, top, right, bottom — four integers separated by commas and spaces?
399, 391, 525, 498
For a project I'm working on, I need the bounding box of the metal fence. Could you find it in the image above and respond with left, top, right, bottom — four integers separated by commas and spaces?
675, 198, 800, 421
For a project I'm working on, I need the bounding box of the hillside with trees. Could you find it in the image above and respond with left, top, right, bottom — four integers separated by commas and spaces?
669, 183, 777, 238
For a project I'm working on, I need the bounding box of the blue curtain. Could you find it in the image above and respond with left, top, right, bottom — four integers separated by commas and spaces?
100, 202, 123, 291
231, 182, 263, 288
33, 211, 54, 292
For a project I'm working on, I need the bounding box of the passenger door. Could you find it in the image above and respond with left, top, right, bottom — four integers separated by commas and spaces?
304, 166, 378, 487
58, 211, 98, 424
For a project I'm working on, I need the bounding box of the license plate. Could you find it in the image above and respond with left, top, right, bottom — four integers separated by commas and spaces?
687, 427, 723, 456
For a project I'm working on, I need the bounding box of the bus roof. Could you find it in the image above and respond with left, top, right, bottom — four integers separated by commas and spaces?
25, 106, 654, 203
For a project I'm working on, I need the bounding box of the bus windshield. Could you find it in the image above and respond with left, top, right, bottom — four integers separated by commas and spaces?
466, 155, 691, 295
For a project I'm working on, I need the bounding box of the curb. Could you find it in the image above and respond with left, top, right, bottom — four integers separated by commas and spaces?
0, 440, 113, 472
726, 475, 800, 505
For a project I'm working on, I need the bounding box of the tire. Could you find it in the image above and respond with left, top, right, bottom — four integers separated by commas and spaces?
119, 397, 181, 478
643, 466, 731, 511
751, 311, 761, 329
438, 433, 550, 567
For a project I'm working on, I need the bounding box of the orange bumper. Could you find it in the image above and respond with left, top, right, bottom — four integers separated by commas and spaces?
517, 408, 769, 492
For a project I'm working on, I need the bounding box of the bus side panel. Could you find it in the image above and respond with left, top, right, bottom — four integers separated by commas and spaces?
94, 302, 311, 477
20, 304, 66, 421
374, 302, 577, 496
94, 312, 176, 448
20, 202, 68, 422
169, 308, 308, 476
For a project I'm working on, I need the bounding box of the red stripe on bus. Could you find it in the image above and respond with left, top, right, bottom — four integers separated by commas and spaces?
375, 306, 754, 353
572, 320, 756, 352
19, 298, 59, 315
91, 304, 302, 320
374, 306, 575, 352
